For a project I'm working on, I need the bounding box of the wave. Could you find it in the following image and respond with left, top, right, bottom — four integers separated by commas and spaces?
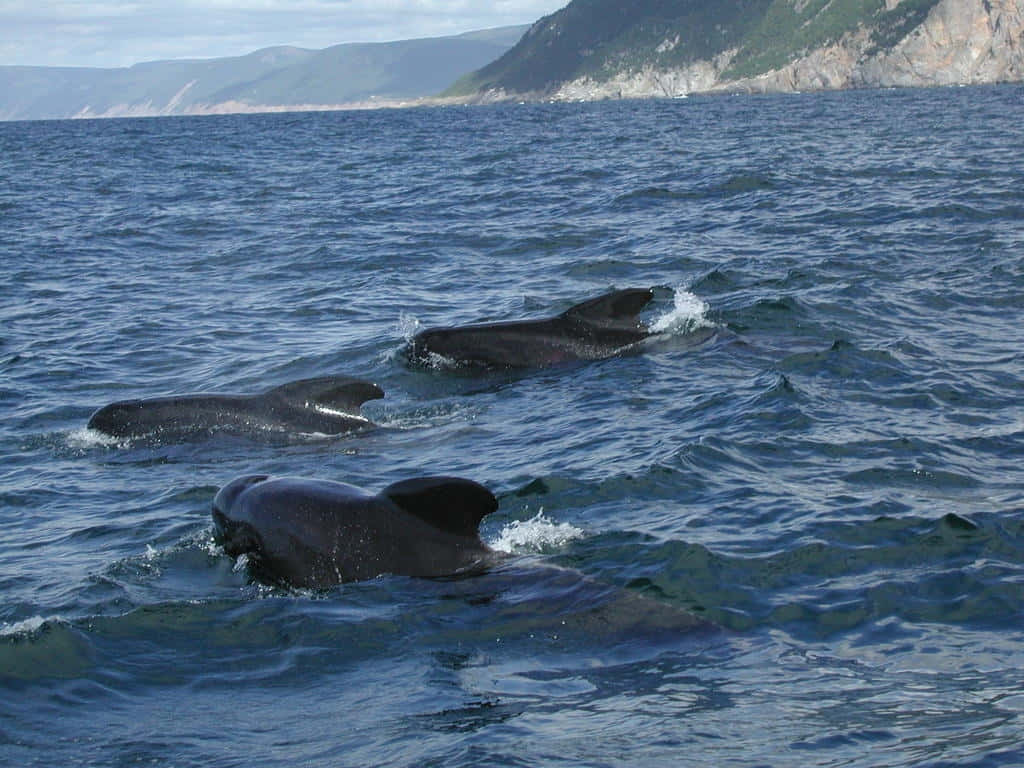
0, 615, 93, 682
1, 614, 58, 638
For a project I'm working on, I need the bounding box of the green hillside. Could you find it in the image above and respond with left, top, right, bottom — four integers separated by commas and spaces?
725, 0, 943, 78
447, 0, 944, 96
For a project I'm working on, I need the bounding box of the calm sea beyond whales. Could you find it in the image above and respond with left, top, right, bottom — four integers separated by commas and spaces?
2, 85, 1023, 766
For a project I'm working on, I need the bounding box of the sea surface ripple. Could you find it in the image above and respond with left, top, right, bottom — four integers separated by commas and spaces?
1, 85, 1023, 767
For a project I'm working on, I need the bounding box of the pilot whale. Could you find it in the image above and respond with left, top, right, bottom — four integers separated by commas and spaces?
88, 375, 383, 440
404, 288, 655, 369
212, 474, 499, 588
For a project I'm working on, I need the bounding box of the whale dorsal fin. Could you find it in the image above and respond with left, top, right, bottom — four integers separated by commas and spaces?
267, 376, 384, 413
562, 288, 653, 327
382, 476, 498, 538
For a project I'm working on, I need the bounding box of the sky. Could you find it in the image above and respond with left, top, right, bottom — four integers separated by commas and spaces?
0, 0, 568, 69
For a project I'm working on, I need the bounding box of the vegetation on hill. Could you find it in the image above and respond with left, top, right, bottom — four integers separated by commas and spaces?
724, 0, 943, 78
447, 0, 945, 96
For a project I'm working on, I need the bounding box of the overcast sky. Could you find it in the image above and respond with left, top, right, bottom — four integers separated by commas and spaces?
0, 0, 567, 69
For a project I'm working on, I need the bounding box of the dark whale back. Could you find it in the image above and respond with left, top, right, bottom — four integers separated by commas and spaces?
381, 476, 499, 537
212, 475, 498, 588
559, 287, 654, 329
405, 288, 654, 369
88, 375, 383, 440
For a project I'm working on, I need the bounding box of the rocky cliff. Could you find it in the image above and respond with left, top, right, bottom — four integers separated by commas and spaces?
726, 0, 1024, 93
453, 0, 1024, 102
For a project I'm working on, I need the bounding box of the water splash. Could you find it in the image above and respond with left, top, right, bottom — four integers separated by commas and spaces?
65, 426, 124, 449
391, 313, 464, 370
489, 510, 585, 554
373, 401, 482, 431
397, 312, 422, 342
650, 288, 713, 335
421, 350, 464, 371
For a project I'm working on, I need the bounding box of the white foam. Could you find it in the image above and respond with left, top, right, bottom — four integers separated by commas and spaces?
423, 350, 464, 370
374, 401, 481, 432
489, 510, 585, 554
0, 615, 56, 637
391, 313, 461, 370
66, 426, 124, 449
649, 288, 713, 335
202, 533, 225, 557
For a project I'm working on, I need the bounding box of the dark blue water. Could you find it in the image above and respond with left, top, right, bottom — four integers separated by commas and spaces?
2, 85, 1023, 767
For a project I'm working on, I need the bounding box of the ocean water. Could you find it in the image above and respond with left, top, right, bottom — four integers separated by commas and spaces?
1, 85, 1023, 766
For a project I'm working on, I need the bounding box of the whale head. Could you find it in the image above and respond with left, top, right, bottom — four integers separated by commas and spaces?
212, 474, 270, 556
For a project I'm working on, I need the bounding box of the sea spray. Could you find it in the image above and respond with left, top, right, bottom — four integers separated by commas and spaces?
489, 510, 585, 554
397, 312, 422, 342
66, 426, 125, 450
650, 288, 713, 335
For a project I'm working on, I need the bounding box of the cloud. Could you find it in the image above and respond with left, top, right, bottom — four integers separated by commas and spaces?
0, 0, 566, 68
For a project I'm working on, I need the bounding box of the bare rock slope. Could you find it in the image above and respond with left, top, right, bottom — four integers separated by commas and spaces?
459, 0, 1024, 102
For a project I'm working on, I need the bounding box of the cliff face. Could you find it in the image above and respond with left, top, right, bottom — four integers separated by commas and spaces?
458, 0, 1024, 101
730, 0, 1024, 93
855, 0, 1024, 87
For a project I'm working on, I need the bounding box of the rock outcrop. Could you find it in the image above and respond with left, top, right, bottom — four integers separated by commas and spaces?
479, 0, 1024, 102
727, 0, 1024, 93
855, 0, 1024, 87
